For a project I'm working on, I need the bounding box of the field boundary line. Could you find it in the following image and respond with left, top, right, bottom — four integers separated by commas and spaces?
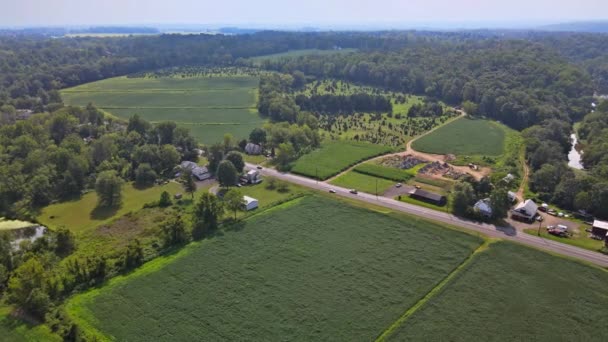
374, 239, 492, 341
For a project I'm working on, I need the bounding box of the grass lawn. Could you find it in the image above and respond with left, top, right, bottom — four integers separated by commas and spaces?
38, 182, 182, 234
291, 141, 393, 180
0, 306, 61, 342
67, 196, 482, 341
61, 75, 263, 145
412, 117, 506, 156
242, 154, 267, 165
388, 241, 608, 341
397, 194, 449, 210
330, 171, 396, 194
524, 227, 606, 253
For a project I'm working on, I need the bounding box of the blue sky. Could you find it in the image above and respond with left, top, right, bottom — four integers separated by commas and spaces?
3, 0, 608, 28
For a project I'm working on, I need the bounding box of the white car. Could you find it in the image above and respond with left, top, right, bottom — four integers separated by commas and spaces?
329, 189, 336, 194
396, 183, 402, 188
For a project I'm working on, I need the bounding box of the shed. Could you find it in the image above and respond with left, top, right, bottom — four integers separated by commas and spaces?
243, 196, 258, 211
507, 191, 517, 203
409, 188, 446, 206
592, 220, 608, 238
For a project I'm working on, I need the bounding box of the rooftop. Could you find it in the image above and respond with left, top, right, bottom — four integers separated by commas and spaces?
593, 219, 608, 230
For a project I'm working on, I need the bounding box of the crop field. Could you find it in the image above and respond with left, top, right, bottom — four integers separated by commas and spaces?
61, 75, 263, 144
67, 196, 482, 341
291, 141, 393, 180
387, 241, 608, 341
411, 117, 506, 156
38, 182, 182, 234
353, 163, 415, 182
330, 171, 396, 194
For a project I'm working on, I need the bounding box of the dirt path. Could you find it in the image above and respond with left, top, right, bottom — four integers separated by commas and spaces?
326, 113, 489, 182
515, 151, 529, 202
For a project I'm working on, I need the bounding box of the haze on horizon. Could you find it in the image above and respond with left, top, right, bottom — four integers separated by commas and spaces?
3, 0, 608, 28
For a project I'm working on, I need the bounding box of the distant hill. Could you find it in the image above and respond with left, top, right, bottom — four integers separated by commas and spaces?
539, 21, 608, 33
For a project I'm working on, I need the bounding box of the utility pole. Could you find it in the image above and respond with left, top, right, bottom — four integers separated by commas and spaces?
316, 167, 318, 184
375, 178, 378, 199
537, 218, 542, 236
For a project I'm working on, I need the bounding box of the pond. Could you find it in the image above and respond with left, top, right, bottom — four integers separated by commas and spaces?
0, 218, 48, 250
568, 133, 584, 170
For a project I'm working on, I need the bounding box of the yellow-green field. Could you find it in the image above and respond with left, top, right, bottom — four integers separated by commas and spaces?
61, 75, 264, 144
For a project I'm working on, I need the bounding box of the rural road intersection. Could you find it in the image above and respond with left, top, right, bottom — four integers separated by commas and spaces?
246, 163, 608, 268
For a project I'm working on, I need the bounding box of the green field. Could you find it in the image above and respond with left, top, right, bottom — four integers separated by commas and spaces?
67, 196, 482, 341
291, 141, 393, 180
412, 117, 506, 156
61, 75, 263, 144
353, 163, 415, 182
38, 182, 182, 233
330, 171, 396, 194
388, 241, 608, 341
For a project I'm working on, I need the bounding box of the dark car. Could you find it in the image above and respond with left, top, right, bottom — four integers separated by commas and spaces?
349, 189, 358, 194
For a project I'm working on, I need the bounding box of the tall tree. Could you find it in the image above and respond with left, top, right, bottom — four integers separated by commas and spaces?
95, 170, 123, 208
217, 160, 238, 187
224, 188, 244, 220
249, 127, 267, 145
192, 193, 224, 239
490, 189, 511, 220
181, 168, 197, 199
160, 214, 187, 247
226, 151, 245, 173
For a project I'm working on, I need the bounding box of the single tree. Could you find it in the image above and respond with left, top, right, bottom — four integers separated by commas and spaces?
95, 170, 123, 208
249, 127, 267, 145
159, 144, 180, 175
217, 160, 238, 187
275, 142, 295, 169
123, 239, 144, 270
7, 258, 50, 319
181, 168, 197, 199
160, 214, 187, 247
452, 181, 475, 216
192, 193, 224, 239
159, 191, 172, 207
135, 163, 157, 187
490, 188, 511, 220
224, 188, 244, 220
54, 227, 76, 257
206, 143, 224, 173
226, 151, 245, 173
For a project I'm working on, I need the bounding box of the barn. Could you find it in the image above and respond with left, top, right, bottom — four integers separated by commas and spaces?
408, 188, 447, 206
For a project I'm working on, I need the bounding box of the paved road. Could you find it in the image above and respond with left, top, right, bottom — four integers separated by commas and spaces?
247, 163, 608, 268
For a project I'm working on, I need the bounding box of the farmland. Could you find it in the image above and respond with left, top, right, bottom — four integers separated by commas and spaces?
412, 117, 506, 156
353, 163, 415, 182
291, 141, 393, 180
67, 196, 482, 341
387, 241, 608, 341
61, 73, 263, 144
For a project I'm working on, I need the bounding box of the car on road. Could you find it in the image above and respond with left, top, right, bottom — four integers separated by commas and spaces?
329, 189, 336, 194
256, 166, 263, 170
349, 189, 358, 194
396, 183, 402, 188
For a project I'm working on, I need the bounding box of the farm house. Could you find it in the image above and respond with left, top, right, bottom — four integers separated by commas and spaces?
591, 220, 608, 244
243, 196, 259, 211
511, 199, 538, 222
179, 161, 211, 181
474, 199, 493, 218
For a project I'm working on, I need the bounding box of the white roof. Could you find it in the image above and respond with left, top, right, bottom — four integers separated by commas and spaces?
593, 220, 608, 230
474, 199, 492, 214
243, 196, 258, 204
514, 199, 538, 216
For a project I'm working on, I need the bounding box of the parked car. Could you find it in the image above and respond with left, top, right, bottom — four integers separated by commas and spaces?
547, 209, 557, 216
349, 189, 358, 194
535, 214, 544, 222
415, 185, 421, 189
539, 203, 549, 212
558, 212, 565, 217
547, 225, 569, 237
396, 183, 402, 188
329, 189, 336, 194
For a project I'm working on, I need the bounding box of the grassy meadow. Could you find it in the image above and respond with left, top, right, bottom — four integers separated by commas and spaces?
330, 171, 396, 194
412, 117, 506, 156
61, 75, 263, 144
353, 163, 415, 182
67, 196, 482, 341
291, 141, 393, 180
38, 182, 182, 234
388, 241, 608, 341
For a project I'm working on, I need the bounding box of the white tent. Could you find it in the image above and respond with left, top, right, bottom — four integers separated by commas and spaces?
243, 196, 258, 211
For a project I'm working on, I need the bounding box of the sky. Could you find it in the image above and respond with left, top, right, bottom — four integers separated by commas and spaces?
2, 0, 608, 29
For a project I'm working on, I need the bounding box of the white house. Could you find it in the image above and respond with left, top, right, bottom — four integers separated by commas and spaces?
474, 198, 493, 218
245, 143, 263, 155
243, 196, 258, 211
507, 191, 517, 203
246, 170, 262, 184
511, 199, 538, 222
